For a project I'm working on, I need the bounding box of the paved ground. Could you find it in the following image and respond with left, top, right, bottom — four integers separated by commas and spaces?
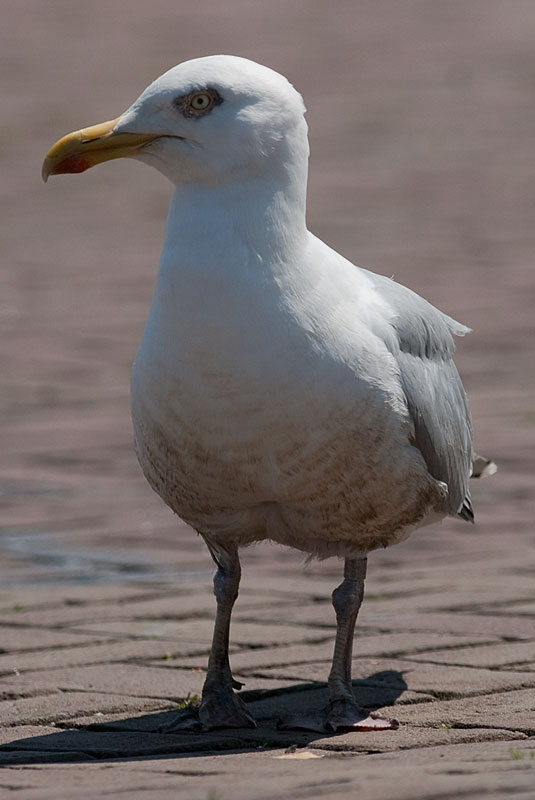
1, 1, 534, 798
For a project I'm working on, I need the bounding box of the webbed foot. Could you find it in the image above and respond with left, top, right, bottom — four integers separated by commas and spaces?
163, 686, 256, 732
278, 699, 398, 732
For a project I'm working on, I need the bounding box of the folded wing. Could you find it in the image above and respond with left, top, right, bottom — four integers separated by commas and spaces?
366, 270, 474, 520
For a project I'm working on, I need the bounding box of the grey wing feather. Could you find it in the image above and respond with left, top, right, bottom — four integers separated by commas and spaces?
366, 270, 473, 519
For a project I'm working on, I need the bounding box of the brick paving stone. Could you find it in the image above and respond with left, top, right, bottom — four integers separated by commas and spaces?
379, 688, 535, 734
0, 626, 106, 652
366, 561, 535, 585
0, 590, 276, 628
237, 569, 517, 600
308, 725, 526, 753
161, 633, 498, 672
0, 693, 173, 728
1, 740, 534, 800
255, 657, 535, 699
384, 584, 535, 610
65, 619, 327, 647
0, 664, 301, 700
5, 749, 529, 800
236, 585, 535, 625
0, 750, 95, 765
0, 723, 316, 761
0, 639, 213, 676
236, 555, 535, 602
0, 584, 165, 612
409, 641, 535, 668
0, 720, 523, 764
353, 611, 535, 639
1, 685, 61, 702
154, 642, 337, 672
239, 575, 341, 600
0, 725, 59, 745
484, 601, 535, 616
506, 662, 535, 672
0, 727, 292, 760
235, 593, 535, 630
63, 708, 207, 731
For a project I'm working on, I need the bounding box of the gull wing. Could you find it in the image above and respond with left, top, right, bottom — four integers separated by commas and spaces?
366, 270, 474, 519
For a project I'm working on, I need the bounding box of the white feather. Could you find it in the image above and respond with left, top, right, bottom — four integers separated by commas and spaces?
123, 56, 473, 558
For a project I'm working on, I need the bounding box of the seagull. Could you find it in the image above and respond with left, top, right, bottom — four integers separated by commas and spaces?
43, 55, 495, 733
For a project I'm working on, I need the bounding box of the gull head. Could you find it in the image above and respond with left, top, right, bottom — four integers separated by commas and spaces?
42, 55, 308, 186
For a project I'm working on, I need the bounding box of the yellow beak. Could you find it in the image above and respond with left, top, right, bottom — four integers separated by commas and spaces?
42, 118, 161, 182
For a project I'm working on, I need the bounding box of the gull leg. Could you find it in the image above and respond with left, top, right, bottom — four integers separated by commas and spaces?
279, 557, 398, 732
198, 541, 256, 729
326, 557, 398, 730
164, 540, 255, 731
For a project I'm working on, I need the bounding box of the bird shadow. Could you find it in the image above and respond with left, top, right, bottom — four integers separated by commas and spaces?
0, 670, 407, 766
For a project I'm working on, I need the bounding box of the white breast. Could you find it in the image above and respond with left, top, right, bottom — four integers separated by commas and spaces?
130, 235, 446, 558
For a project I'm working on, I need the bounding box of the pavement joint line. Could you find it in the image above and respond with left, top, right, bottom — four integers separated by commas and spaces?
501, 636, 535, 642
2, 587, 188, 607
468, 611, 535, 618
308, 730, 531, 752
436, 597, 535, 611
346, 622, 534, 637
0, 600, 210, 619
400, 656, 535, 671
237, 636, 335, 650
234, 618, 339, 630
1, 689, 61, 700
82, 680, 315, 700
0, 652, 213, 677
436, 722, 531, 734
0, 639, 119, 655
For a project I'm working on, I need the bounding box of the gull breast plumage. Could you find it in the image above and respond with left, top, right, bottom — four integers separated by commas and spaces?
131, 229, 458, 558
43, 55, 494, 733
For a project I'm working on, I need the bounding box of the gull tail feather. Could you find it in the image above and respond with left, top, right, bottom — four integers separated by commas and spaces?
471, 453, 498, 479
457, 453, 497, 524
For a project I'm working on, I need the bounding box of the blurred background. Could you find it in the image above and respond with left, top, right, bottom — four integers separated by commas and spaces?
1, 0, 533, 587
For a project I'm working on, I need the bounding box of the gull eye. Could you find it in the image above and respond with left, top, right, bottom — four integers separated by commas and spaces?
176, 89, 222, 118
188, 92, 213, 112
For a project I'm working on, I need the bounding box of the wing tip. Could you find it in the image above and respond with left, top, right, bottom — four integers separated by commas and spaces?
457, 490, 475, 523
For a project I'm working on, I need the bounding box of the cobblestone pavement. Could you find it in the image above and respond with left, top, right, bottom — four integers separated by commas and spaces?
1, 1, 534, 797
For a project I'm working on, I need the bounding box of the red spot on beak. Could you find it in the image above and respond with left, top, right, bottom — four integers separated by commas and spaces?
52, 154, 92, 175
